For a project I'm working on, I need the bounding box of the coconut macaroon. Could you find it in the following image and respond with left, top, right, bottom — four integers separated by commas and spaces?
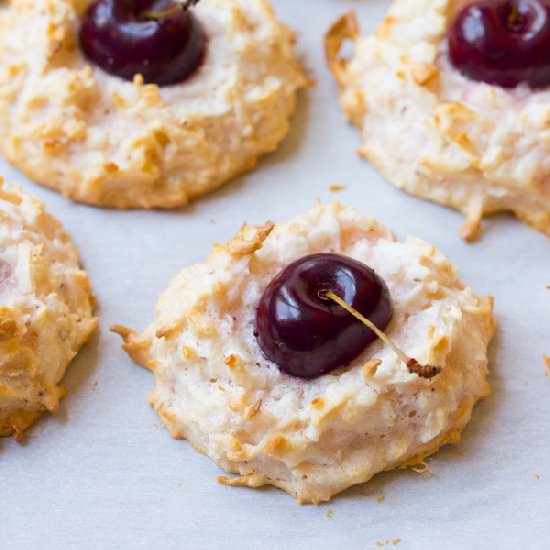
0, 182, 97, 438
326, 0, 550, 241
0, 0, 308, 208
113, 202, 494, 503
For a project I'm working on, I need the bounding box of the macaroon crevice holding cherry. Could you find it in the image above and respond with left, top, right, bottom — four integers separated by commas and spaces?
254, 253, 393, 379
448, 0, 550, 88
79, 0, 207, 86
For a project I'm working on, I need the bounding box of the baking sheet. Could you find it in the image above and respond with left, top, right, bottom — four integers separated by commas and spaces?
2, 1, 550, 548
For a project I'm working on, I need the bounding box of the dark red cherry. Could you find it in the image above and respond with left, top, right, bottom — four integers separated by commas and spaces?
254, 253, 393, 379
79, 0, 206, 86
448, 0, 550, 88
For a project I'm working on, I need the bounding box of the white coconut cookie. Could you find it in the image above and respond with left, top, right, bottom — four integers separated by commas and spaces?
113, 202, 494, 503
0, 0, 308, 208
326, 1, 550, 241
0, 181, 97, 438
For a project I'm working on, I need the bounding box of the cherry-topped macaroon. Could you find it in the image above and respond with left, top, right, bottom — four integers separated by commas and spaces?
255, 253, 393, 379
448, 0, 550, 88
79, 0, 206, 86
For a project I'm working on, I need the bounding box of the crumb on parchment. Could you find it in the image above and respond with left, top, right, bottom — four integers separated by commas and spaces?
329, 184, 347, 192
409, 461, 432, 474
375, 539, 401, 547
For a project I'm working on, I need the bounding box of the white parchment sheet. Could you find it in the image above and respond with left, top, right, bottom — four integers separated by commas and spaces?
2, 1, 550, 548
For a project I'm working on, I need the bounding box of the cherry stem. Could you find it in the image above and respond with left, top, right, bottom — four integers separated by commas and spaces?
509, 0, 520, 26
322, 291, 441, 379
142, 0, 200, 20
